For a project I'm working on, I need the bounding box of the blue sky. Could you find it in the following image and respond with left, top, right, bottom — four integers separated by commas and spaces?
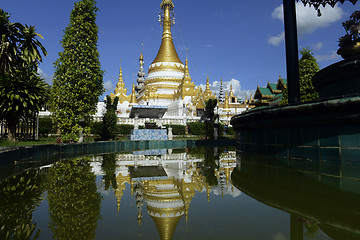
1, 0, 358, 100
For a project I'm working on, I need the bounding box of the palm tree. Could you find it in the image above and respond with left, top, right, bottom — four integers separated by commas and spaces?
0, 9, 47, 141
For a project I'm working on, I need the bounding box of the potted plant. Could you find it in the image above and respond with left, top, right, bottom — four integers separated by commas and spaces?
145, 121, 158, 129
337, 10, 360, 59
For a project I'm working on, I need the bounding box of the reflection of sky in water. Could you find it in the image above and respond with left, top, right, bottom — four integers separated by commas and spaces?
26, 148, 342, 239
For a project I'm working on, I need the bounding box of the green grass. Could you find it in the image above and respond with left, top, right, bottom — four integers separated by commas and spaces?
0, 137, 57, 147
0, 136, 95, 148
0, 134, 235, 148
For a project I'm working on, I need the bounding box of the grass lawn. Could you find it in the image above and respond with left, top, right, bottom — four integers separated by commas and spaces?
0, 135, 233, 148
0, 136, 95, 148
0, 137, 57, 147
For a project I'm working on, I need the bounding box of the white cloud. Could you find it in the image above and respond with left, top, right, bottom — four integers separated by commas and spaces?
314, 51, 341, 62
269, 3, 344, 45
313, 42, 324, 51
268, 32, 285, 46
104, 80, 114, 92
212, 184, 241, 197
199, 78, 255, 101
204, 44, 214, 48
37, 68, 53, 85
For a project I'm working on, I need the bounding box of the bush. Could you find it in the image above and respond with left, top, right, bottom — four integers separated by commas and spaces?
116, 124, 133, 135
90, 123, 134, 136
102, 96, 118, 140
187, 122, 205, 136
218, 123, 224, 137
90, 121, 103, 135
38, 117, 55, 135
227, 126, 235, 135
164, 125, 185, 135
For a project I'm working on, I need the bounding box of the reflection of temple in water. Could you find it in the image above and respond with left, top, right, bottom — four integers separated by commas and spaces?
91, 149, 239, 240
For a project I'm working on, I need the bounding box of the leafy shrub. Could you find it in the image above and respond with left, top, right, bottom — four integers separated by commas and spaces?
164, 125, 185, 135
90, 121, 103, 135
90, 123, 134, 136
227, 126, 235, 135
102, 96, 118, 140
187, 122, 205, 136
39, 117, 55, 135
116, 124, 133, 135
218, 123, 224, 137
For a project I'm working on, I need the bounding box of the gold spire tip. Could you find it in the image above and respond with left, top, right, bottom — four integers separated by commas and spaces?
161, 0, 174, 9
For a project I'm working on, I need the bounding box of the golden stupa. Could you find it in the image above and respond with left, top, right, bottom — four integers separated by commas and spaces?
137, 0, 185, 105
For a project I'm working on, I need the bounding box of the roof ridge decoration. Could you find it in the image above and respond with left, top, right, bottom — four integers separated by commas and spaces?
297, 0, 358, 16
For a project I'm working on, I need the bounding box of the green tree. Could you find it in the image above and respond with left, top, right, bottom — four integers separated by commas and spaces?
0, 170, 45, 240
280, 48, 319, 105
101, 96, 118, 140
47, 157, 102, 240
204, 99, 217, 139
51, 0, 104, 142
200, 147, 219, 186
0, 9, 48, 141
101, 153, 118, 190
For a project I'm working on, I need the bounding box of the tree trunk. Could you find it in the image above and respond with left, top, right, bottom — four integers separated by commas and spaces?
7, 117, 17, 142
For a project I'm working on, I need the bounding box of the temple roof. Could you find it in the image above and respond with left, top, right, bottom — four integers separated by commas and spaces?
255, 87, 273, 99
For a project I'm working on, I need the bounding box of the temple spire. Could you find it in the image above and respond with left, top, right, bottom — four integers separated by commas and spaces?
219, 78, 224, 104
116, 65, 125, 91
136, 46, 146, 93
183, 57, 191, 83
160, 0, 174, 40
130, 83, 137, 105
152, 0, 182, 64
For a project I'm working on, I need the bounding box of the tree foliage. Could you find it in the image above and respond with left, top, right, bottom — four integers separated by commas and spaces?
200, 147, 219, 186
47, 157, 102, 240
101, 153, 118, 191
101, 96, 118, 140
50, 0, 104, 142
187, 122, 205, 136
280, 48, 319, 105
204, 99, 218, 139
338, 10, 360, 47
0, 9, 48, 141
0, 170, 45, 240
0, 10, 46, 74
38, 117, 56, 135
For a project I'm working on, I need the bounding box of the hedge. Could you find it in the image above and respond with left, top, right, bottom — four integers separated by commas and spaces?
165, 125, 185, 135
116, 124, 133, 135
38, 117, 55, 135
90, 121, 103, 135
187, 122, 205, 136
90, 122, 134, 135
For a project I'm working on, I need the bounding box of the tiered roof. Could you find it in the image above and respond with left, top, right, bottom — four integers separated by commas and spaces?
254, 77, 287, 107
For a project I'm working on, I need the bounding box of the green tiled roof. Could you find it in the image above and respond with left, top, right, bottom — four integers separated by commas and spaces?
271, 94, 283, 103
258, 87, 273, 96
269, 83, 277, 90
281, 78, 287, 85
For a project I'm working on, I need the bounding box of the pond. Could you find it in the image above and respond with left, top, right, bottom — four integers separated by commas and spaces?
0, 141, 359, 240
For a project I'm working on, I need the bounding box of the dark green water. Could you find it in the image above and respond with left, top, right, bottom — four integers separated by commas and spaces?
1, 145, 359, 240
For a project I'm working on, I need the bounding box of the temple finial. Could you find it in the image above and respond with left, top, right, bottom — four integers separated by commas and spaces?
152, 0, 182, 64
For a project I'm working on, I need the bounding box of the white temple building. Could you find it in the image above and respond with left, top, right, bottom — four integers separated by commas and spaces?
93, 0, 255, 127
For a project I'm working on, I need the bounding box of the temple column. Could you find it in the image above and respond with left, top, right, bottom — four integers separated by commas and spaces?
134, 113, 139, 129
158, 114, 163, 128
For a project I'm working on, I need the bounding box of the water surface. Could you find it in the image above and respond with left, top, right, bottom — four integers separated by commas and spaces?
1, 145, 359, 239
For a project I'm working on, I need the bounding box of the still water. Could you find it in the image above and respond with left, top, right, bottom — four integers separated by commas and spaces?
1, 144, 359, 240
